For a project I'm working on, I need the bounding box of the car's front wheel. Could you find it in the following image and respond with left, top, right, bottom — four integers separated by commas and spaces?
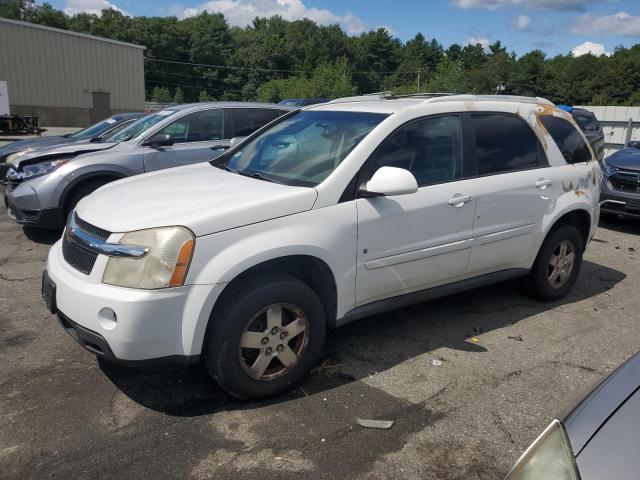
527, 224, 584, 301
203, 273, 326, 400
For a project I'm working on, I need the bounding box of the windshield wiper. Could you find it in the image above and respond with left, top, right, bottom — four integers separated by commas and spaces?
214, 163, 276, 183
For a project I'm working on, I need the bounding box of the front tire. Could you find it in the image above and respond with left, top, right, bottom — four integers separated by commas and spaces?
527, 224, 584, 301
203, 273, 326, 400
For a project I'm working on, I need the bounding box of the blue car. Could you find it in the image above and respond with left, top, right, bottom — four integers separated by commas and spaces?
600, 142, 640, 218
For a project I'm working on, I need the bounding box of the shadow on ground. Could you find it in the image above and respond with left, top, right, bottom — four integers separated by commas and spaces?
22, 226, 62, 245
100, 259, 625, 416
599, 214, 640, 236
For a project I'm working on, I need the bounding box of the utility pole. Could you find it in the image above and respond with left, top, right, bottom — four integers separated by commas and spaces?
417, 66, 421, 92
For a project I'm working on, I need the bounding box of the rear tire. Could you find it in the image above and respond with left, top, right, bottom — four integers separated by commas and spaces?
527, 224, 584, 301
203, 273, 326, 400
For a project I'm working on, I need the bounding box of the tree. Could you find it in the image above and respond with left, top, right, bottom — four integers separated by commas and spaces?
173, 87, 185, 103
151, 86, 172, 103
198, 90, 213, 102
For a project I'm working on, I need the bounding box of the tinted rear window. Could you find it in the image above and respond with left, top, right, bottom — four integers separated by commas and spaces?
540, 116, 592, 164
572, 112, 599, 132
471, 114, 540, 175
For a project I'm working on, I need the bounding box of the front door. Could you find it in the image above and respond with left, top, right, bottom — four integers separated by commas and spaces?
355, 114, 477, 306
143, 108, 229, 172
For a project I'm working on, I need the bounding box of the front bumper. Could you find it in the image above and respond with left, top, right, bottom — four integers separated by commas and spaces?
46, 240, 222, 365
4, 180, 65, 228
600, 177, 640, 218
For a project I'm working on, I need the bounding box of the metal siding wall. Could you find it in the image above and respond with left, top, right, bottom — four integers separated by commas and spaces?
0, 19, 144, 111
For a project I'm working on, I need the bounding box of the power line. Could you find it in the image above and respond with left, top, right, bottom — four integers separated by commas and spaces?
144, 57, 411, 76
145, 78, 246, 95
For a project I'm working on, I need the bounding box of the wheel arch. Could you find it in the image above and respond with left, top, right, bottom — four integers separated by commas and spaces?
544, 208, 592, 252
61, 171, 127, 216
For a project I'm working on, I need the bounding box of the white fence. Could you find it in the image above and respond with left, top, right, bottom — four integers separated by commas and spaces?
577, 105, 640, 158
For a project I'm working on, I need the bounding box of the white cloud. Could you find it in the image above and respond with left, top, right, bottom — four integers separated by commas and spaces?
179, 0, 371, 35
571, 41, 610, 57
515, 14, 530, 30
64, 0, 129, 16
465, 36, 490, 52
454, 0, 605, 12
571, 11, 640, 37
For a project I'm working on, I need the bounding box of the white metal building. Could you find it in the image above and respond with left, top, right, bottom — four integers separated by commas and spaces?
0, 17, 145, 127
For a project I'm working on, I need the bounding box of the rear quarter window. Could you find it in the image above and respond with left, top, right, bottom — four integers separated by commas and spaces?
540, 116, 592, 164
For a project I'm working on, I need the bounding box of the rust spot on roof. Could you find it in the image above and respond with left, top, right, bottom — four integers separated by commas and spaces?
463, 100, 478, 111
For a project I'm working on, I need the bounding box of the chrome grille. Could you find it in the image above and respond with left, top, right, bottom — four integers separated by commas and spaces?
61, 214, 112, 275
611, 169, 640, 192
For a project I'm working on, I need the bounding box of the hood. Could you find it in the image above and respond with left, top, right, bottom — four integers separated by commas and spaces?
75, 163, 318, 236
563, 351, 640, 456
0, 136, 70, 161
605, 147, 640, 170
11, 141, 117, 168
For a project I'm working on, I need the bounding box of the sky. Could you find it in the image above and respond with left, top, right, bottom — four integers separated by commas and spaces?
45, 0, 640, 57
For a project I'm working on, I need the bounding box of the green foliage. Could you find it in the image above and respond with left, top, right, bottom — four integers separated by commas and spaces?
198, 90, 213, 102
2, 2, 640, 105
173, 87, 185, 103
150, 86, 172, 103
257, 57, 356, 102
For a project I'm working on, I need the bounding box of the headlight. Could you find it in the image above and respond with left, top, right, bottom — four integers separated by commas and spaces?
505, 419, 580, 480
7, 149, 32, 166
103, 226, 194, 289
602, 161, 617, 177
21, 159, 69, 179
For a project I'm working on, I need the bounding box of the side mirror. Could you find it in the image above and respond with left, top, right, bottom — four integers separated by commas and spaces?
229, 136, 245, 146
361, 166, 418, 197
143, 133, 174, 148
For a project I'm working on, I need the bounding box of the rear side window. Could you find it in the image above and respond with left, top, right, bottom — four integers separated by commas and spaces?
539, 116, 592, 164
471, 114, 539, 175
232, 109, 281, 137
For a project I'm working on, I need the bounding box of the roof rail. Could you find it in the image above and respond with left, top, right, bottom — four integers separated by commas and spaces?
328, 92, 455, 105
378, 92, 455, 100
425, 94, 554, 105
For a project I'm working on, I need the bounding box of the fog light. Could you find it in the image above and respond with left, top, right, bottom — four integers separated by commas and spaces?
98, 307, 117, 330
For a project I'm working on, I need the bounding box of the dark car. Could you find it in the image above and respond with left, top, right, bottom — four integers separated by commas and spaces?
278, 98, 329, 107
0, 113, 143, 178
600, 142, 640, 218
557, 105, 605, 161
505, 351, 640, 480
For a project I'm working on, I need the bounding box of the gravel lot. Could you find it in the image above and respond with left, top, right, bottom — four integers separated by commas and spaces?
1, 185, 639, 480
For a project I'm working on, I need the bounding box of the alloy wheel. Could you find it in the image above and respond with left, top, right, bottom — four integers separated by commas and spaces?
238, 303, 309, 381
547, 240, 576, 289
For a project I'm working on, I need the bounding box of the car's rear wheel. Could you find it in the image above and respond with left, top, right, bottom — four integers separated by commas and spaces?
203, 273, 325, 400
527, 224, 584, 301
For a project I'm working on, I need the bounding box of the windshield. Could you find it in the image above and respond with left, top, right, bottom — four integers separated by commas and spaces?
221, 110, 388, 186
108, 110, 177, 143
69, 117, 122, 140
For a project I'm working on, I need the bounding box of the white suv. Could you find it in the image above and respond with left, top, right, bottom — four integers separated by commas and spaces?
43, 94, 602, 399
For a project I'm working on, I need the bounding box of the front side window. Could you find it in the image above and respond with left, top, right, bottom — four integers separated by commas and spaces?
540, 115, 593, 164
156, 109, 224, 143
110, 111, 177, 143
232, 108, 283, 137
472, 114, 539, 175
221, 110, 387, 186
365, 115, 462, 187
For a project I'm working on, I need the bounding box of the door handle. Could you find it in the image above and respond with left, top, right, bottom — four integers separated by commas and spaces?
535, 179, 553, 189
448, 194, 473, 207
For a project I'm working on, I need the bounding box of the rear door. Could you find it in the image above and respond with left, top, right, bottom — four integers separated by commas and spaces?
467, 113, 558, 274
143, 108, 229, 172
